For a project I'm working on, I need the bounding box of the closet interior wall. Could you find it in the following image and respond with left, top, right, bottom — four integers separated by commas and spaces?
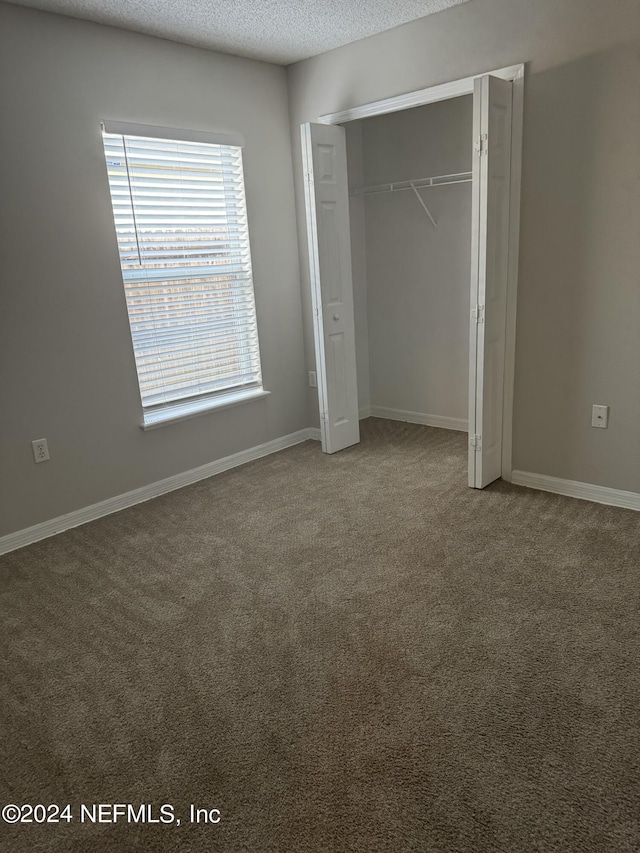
346, 96, 473, 426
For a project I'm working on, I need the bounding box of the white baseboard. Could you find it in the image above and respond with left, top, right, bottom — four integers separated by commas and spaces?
369, 406, 468, 432
0, 428, 320, 557
511, 470, 640, 512
359, 405, 371, 420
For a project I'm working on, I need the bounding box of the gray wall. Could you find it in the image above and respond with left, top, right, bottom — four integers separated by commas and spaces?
0, 3, 306, 537
348, 98, 472, 420
288, 0, 640, 492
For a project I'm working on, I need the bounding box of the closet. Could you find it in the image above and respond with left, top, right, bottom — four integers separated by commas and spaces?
345, 97, 473, 437
301, 70, 519, 488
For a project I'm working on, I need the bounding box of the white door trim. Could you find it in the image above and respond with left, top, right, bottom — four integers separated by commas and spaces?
317, 64, 524, 126
314, 63, 525, 482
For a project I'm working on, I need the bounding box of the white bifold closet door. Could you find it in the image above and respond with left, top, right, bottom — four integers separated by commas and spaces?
301, 122, 360, 453
468, 74, 513, 488
302, 74, 513, 481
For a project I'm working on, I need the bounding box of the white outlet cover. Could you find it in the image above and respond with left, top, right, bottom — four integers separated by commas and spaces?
591, 405, 609, 428
32, 438, 50, 462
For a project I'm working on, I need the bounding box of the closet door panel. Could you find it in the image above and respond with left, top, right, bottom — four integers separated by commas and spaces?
469, 75, 512, 488
301, 122, 360, 454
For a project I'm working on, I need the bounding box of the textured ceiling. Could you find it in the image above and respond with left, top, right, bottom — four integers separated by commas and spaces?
6, 0, 470, 64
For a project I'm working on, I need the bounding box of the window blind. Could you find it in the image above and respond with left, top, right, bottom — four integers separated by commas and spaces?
101, 130, 262, 415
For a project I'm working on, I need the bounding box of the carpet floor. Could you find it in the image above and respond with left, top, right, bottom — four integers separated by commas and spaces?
1, 418, 640, 852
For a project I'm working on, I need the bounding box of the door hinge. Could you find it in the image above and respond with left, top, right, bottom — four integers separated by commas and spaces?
320, 411, 329, 422
469, 434, 482, 450
472, 304, 485, 324
306, 170, 314, 185
475, 134, 488, 156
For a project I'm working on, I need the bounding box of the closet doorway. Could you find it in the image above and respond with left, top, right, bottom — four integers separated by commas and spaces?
301, 65, 524, 488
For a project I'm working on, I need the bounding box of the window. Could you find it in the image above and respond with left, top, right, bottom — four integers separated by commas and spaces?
101, 122, 264, 428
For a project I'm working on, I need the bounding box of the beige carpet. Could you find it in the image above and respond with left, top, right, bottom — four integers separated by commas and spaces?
2, 418, 640, 852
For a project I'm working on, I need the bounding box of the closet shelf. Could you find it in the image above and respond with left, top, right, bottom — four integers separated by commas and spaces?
350, 171, 471, 229
350, 171, 472, 197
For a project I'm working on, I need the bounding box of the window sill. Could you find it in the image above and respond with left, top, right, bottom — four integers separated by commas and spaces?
140, 388, 270, 431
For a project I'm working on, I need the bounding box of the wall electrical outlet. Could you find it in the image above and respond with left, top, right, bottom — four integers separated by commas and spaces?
32, 438, 50, 463
591, 405, 609, 429
309, 370, 318, 388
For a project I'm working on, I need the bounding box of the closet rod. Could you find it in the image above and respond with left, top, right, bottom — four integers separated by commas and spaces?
350, 171, 472, 198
